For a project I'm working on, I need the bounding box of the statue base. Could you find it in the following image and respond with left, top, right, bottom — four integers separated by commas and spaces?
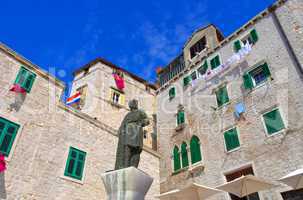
101, 167, 153, 200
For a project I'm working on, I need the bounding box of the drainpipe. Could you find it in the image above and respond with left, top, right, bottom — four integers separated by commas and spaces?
269, 5, 303, 78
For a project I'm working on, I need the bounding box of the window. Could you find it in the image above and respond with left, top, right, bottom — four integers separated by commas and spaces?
190, 37, 207, 59
191, 71, 197, 81
190, 136, 202, 164
143, 130, 148, 139
0, 117, 20, 157
234, 29, 259, 52
64, 147, 86, 180
169, 87, 176, 99
243, 62, 271, 90
110, 88, 125, 106
215, 86, 229, 107
225, 166, 260, 200
177, 111, 185, 126
224, 128, 240, 152
181, 142, 189, 168
183, 76, 191, 87
210, 55, 221, 69
197, 60, 208, 76
263, 108, 285, 135
173, 146, 181, 172
15, 66, 36, 93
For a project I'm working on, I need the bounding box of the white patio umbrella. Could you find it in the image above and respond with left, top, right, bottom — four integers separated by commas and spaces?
279, 168, 303, 189
157, 183, 221, 200
216, 175, 276, 199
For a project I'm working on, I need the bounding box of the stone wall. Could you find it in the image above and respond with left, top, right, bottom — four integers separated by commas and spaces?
157, 2, 303, 199
0, 46, 160, 199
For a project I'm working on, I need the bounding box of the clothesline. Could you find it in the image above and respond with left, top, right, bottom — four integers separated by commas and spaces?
191, 43, 252, 88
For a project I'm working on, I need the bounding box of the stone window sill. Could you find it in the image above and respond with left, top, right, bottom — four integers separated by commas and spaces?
172, 167, 189, 176
189, 162, 204, 173
60, 175, 84, 185
175, 123, 186, 132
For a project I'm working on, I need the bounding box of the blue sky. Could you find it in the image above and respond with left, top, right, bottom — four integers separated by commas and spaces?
1, 0, 275, 93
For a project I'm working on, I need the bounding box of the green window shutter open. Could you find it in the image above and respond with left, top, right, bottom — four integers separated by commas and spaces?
250, 29, 259, 43
216, 86, 229, 107
64, 147, 86, 180
15, 67, 37, 93
190, 136, 202, 164
183, 76, 191, 87
234, 40, 242, 52
173, 146, 181, 171
181, 142, 189, 168
243, 73, 254, 89
169, 87, 176, 99
0, 117, 20, 157
210, 55, 221, 69
263, 109, 285, 135
262, 62, 271, 77
177, 111, 185, 125
197, 60, 208, 76
224, 128, 240, 152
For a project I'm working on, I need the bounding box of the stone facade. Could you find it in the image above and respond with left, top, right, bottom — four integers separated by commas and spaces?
156, 0, 303, 199
0, 45, 160, 199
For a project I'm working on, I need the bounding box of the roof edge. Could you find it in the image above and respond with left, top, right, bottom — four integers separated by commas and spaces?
73, 57, 158, 90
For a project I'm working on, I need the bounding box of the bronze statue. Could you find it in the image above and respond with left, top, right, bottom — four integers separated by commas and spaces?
114, 99, 150, 170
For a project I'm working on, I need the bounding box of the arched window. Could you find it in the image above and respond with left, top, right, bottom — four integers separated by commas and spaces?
190, 136, 202, 164
173, 146, 181, 171
181, 142, 189, 168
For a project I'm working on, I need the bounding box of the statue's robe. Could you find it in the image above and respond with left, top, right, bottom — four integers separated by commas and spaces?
115, 109, 149, 170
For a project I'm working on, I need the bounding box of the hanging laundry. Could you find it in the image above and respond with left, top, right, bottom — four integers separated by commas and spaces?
66, 91, 81, 106
113, 73, 125, 91
234, 102, 246, 120
0, 154, 6, 173
9, 84, 26, 94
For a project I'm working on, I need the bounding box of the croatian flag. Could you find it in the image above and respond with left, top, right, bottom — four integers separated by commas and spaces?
66, 91, 81, 105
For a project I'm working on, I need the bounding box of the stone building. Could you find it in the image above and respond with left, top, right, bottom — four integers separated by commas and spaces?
0, 43, 160, 199
156, 0, 303, 199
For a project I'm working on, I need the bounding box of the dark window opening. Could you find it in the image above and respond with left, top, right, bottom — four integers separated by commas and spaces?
190, 37, 207, 59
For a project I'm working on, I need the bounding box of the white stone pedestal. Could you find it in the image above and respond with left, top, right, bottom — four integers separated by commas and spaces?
101, 167, 153, 200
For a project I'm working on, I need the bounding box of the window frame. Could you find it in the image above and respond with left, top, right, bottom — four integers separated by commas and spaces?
223, 127, 241, 153
233, 28, 259, 53
0, 116, 21, 159
209, 54, 221, 70
215, 85, 230, 108
169, 87, 176, 100
63, 147, 87, 182
189, 36, 207, 59
190, 136, 203, 165
243, 61, 272, 90
261, 107, 286, 137
14, 66, 37, 93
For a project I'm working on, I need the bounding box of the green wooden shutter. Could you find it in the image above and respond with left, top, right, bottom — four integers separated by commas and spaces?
181, 142, 189, 168
64, 147, 86, 180
224, 128, 240, 152
243, 73, 254, 89
216, 86, 229, 107
177, 111, 185, 125
15, 67, 36, 93
169, 87, 176, 99
197, 60, 208, 76
190, 136, 202, 164
15, 67, 27, 86
234, 40, 242, 52
183, 76, 191, 87
173, 146, 181, 171
0, 118, 20, 157
262, 62, 271, 77
210, 55, 220, 69
263, 109, 285, 135
250, 29, 259, 43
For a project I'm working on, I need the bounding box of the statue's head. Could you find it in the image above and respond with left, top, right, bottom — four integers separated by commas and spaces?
128, 99, 138, 111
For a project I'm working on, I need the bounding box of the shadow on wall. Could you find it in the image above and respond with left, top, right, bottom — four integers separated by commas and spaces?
0, 173, 6, 199
9, 93, 26, 112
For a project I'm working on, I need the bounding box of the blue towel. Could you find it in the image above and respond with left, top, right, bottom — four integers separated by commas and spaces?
234, 102, 245, 118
